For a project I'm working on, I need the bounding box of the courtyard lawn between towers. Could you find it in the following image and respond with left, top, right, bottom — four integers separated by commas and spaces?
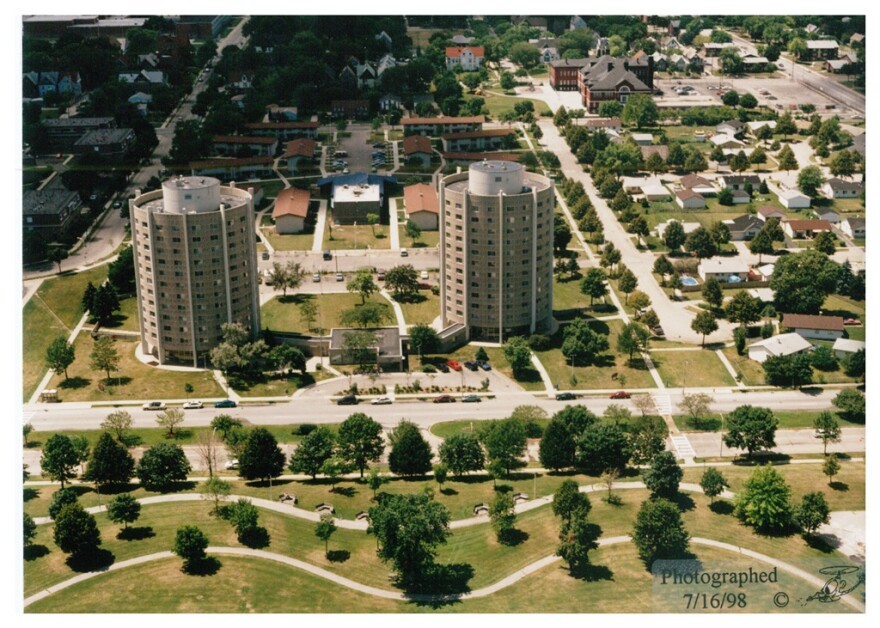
323, 222, 391, 251
261, 293, 388, 335
395, 290, 440, 326
652, 349, 736, 389
261, 226, 316, 252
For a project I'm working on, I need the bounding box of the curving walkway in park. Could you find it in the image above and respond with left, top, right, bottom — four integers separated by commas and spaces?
23, 537, 864, 611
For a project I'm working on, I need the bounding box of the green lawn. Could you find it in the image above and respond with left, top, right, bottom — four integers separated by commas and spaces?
396, 290, 440, 326
35, 266, 109, 328
653, 349, 736, 389
534, 319, 656, 391
721, 346, 766, 386
22, 298, 70, 401
324, 222, 391, 250
237, 370, 334, 397
464, 92, 551, 118
98, 295, 139, 332
261, 227, 317, 252
44, 335, 223, 402
261, 293, 388, 335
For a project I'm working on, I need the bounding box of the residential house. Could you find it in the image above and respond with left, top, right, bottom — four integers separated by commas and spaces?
668, 21, 682, 37
402, 116, 484, 137
266, 105, 298, 122
710, 134, 746, 150
570, 16, 588, 31
127, 91, 153, 115
530, 38, 560, 63
640, 145, 669, 161
227, 70, 254, 90
22, 71, 82, 98
650, 52, 668, 71
747, 333, 813, 363
718, 174, 760, 191
840, 217, 865, 239
23, 187, 82, 237
283, 138, 317, 173
451, 35, 475, 45
702, 42, 737, 57
667, 54, 690, 72
757, 206, 788, 222
679, 174, 716, 196
72, 128, 135, 158
783, 219, 833, 239
675, 189, 706, 209
338, 65, 358, 91
376, 54, 397, 78
777, 189, 811, 209
746, 120, 777, 134
354, 62, 378, 89
595, 37, 610, 56
849, 33, 865, 46
728, 190, 751, 205
826, 59, 852, 73
379, 94, 402, 112
403, 183, 439, 230
548, 58, 591, 91
656, 220, 699, 239
664, 35, 683, 50
751, 263, 775, 281
402, 135, 434, 166
189, 156, 275, 180
715, 119, 744, 136
805, 24, 820, 34
212, 135, 279, 158
631, 133, 654, 145
445, 46, 485, 71
822, 178, 863, 199
805, 40, 839, 60
741, 54, 771, 70
244, 121, 320, 141
332, 100, 370, 120
641, 184, 671, 201
578, 55, 655, 112
850, 134, 865, 158
272, 187, 310, 234
697, 257, 749, 282
815, 209, 841, 224
118, 70, 167, 88
231, 94, 246, 110
832, 338, 865, 360
375, 31, 392, 50
782, 313, 845, 341
440, 129, 513, 152
748, 287, 775, 302
723, 214, 763, 240
580, 117, 622, 132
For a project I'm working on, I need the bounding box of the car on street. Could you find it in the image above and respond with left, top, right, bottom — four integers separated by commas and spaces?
373, 142, 385, 148
461, 394, 481, 403
261, 251, 270, 260
610, 391, 631, 399
143, 401, 166, 411
555, 392, 577, 401
335, 272, 344, 281
182, 400, 203, 409
436, 362, 450, 373
420, 270, 429, 280
323, 250, 332, 260
342, 168, 350, 174
463, 360, 479, 371
400, 248, 408, 257
224, 459, 239, 470
214, 399, 237, 408
112, 201, 122, 209
370, 396, 393, 405
337, 395, 359, 405
478, 361, 492, 371
433, 394, 456, 403
312, 272, 321, 282
446, 360, 462, 371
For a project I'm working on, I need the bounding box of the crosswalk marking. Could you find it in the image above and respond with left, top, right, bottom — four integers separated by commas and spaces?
22, 412, 34, 424
670, 434, 696, 458
652, 394, 672, 416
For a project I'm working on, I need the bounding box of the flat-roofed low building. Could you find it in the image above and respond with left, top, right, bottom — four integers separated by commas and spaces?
243, 121, 320, 141
72, 128, 135, 157
747, 332, 813, 363
23, 187, 81, 237
402, 116, 484, 136
778, 189, 811, 209
329, 327, 403, 370
190, 156, 275, 180
43, 116, 116, 150
402, 183, 439, 231
272, 187, 310, 234
332, 182, 382, 224
443, 151, 523, 164
440, 128, 513, 152
212, 135, 278, 157
782, 313, 845, 341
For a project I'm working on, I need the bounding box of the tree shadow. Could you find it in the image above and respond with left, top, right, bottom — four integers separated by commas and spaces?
732, 452, 791, 466
440, 487, 458, 496
685, 417, 721, 431
98, 482, 141, 496
569, 562, 614, 582
327, 549, 350, 563
671, 492, 696, 512
405, 562, 474, 605
829, 481, 849, 492
24, 544, 50, 561
66, 485, 96, 498
183, 556, 222, 576
24, 487, 40, 502
498, 528, 529, 546
66, 548, 115, 572
167, 429, 193, 441
709, 500, 734, 515
120, 434, 143, 447
394, 293, 427, 305
117, 526, 155, 541
805, 533, 839, 554
330, 486, 357, 497
150, 480, 197, 494
244, 478, 293, 489
494, 483, 513, 494
239, 526, 271, 549
59, 376, 90, 390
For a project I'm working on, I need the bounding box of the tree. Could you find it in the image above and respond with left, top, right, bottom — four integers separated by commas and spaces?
632, 498, 690, 567
83, 432, 134, 491
23, 423, 33, 447
653, 255, 674, 279
314, 511, 337, 556
719, 48, 742, 74
691, 310, 718, 347
726, 291, 761, 328
368, 492, 451, 587
388, 420, 432, 477
794, 491, 830, 536
739, 92, 758, 109
54, 503, 102, 559
576, 423, 629, 474
598, 101, 623, 118
481, 418, 527, 475
579, 267, 607, 306
699, 467, 729, 504
762, 353, 814, 388
618, 267, 638, 302
645, 151, 666, 174
684, 227, 718, 259
404, 221, 422, 244
107, 493, 141, 530
137, 443, 191, 491
45, 336, 75, 381
797, 165, 824, 198
173, 525, 209, 571
347, 269, 378, 305
829, 150, 856, 179
288, 426, 335, 479
823, 454, 840, 485
503, 336, 532, 378
832, 388, 865, 423
385, 264, 420, 298
663, 221, 686, 253
91, 284, 120, 326
621, 94, 658, 129
239, 428, 285, 484
489, 491, 517, 542
340, 302, 391, 328
701, 277, 723, 309
730, 152, 750, 174
600, 243, 622, 274
48, 487, 79, 521
438, 432, 485, 477
617, 322, 650, 363
554, 214, 573, 254
227, 498, 262, 543
721, 90, 739, 107
367, 467, 385, 499
561, 317, 610, 367
812, 231, 837, 255
723, 405, 778, 458
340, 330, 380, 369
408, 323, 439, 359
499, 71, 516, 90
156, 407, 185, 437
509, 41, 541, 68
776, 144, 798, 173
201, 476, 231, 515
642, 451, 683, 500
24, 513, 37, 548
748, 230, 774, 264
90, 335, 120, 382
552, 479, 592, 523
211, 415, 242, 441
337, 413, 385, 478
771, 250, 839, 314
787, 36, 807, 59
41, 434, 79, 488
556, 508, 601, 570
47, 247, 69, 272
299, 299, 319, 331
433, 463, 448, 489
735, 465, 792, 532
844, 349, 865, 380
100, 410, 133, 443
749, 145, 767, 166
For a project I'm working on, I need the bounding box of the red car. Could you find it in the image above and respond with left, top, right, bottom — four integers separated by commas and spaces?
433, 394, 456, 403
609, 391, 631, 399
446, 360, 462, 372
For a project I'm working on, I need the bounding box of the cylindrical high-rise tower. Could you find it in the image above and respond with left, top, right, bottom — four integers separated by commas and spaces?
130, 176, 260, 366
439, 160, 554, 341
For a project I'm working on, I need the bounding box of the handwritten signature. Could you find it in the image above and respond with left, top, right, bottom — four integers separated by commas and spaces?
804, 566, 864, 604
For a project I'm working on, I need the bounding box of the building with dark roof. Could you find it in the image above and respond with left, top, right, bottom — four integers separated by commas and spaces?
548, 58, 591, 91
781, 313, 845, 340
577, 55, 654, 112
329, 327, 403, 369
440, 129, 514, 152
72, 128, 135, 157
23, 187, 82, 237
43, 117, 116, 150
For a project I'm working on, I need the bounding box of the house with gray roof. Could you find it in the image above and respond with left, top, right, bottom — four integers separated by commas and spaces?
747, 333, 813, 363
822, 178, 863, 199
723, 214, 763, 240
840, 217, 865, 239
577, 54, 654, 112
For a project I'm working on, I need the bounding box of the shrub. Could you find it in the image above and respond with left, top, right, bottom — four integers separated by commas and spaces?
528, 334, 552, 351
294, 423, 317, 436
422, 364, 437, 373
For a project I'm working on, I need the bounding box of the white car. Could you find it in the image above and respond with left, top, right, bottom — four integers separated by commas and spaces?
225, 459, 239, 470
420, 270, 429, 280
370, 396, 392, 405
182, 400, 203, 409
142, 401, 166, 411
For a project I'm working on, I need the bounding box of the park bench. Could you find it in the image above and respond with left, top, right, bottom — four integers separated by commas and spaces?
278, 493, 297, 504
513, 492, 529, 504
316, 503, 335, 514
473, 503, 489, 516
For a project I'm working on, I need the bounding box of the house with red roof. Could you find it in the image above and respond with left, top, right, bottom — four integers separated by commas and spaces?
446, 46, 485, 71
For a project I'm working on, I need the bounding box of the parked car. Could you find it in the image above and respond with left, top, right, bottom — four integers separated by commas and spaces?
400, 248, 408, 257
142, 401, 166, 411
555, 392, 576, 401
478, 361, 492, 371
337, 395, 359, 405
373, 142, 385, 148
261, 251, 270, 260
312, 272, 321, 282
446, 360, 462, 371
336, 272, 344, 281
463, 360, 479, 371
112, 201, 122, 209
214, 399, 237, 408
182, 400, 203, 409
436, 362, 450, 373
610, 391, 631, 399
370, 396, 393, 405
377, 269, 386, 280
224, 458, 239, 470
420, 270, 429, 280
461, 394, 481, 403
433, 394, 456, 403
323, 250, 332, 260
651, 325, 665, 338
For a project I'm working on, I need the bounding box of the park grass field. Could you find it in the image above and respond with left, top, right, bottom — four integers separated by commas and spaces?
653, 349, 736, 389
261, 293, 388, 335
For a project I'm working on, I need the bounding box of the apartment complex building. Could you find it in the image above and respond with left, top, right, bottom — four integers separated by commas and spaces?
439, 161, 554, 341
130, 176, 260, 366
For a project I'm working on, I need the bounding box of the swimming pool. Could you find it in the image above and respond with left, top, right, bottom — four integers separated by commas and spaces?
681, 275, 699, 286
